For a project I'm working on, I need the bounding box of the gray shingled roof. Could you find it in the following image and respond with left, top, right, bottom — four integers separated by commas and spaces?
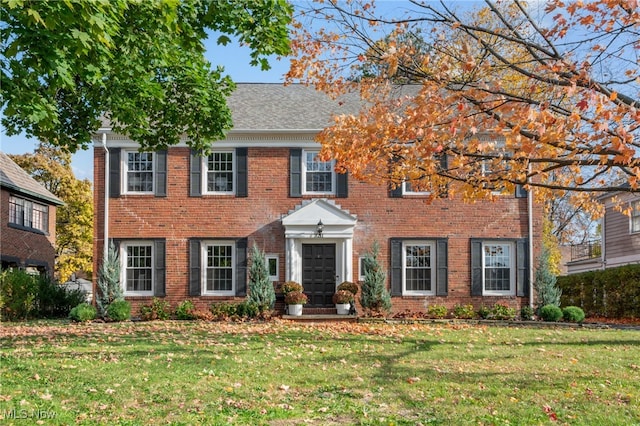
0, 151, 63, 205
227, 83, 363, 131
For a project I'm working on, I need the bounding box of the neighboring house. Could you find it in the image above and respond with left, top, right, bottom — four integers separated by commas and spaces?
566, 190, 640, 274
92, 83, 542, 314
0, 151, 63, 275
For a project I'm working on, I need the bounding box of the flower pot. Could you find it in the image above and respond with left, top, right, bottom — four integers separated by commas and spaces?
288, 304, 303, 316
335, 303, 350, 315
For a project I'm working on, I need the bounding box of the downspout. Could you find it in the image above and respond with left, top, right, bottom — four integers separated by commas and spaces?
528, 163, 534, 310
600, 213, 606, 270
102, 133, 109, 261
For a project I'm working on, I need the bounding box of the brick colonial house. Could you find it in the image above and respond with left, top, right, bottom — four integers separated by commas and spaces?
92, 84, 542, 314
1, 151, 63, 275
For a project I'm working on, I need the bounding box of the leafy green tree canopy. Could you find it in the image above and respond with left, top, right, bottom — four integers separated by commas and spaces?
1, 0, 292, 153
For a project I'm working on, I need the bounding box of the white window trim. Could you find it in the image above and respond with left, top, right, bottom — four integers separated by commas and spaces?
481, 241, 516, 296
630, 200, 640, 234
203, 151, 236, 195
358, 255, 366, 281
402, 180, 431, 195
9, 195, 49, 232
122, 150, 155, 195
121, 241, 154, 297
202, 240, 235, 296
402, 240, 436, 296
266, 254, 279, 282
302, 149, 336, 195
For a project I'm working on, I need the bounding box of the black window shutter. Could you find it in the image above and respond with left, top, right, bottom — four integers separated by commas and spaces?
236, 148, 248, 197
515, 184, 528, 198
154, 239, 166, 297
389, 183, 403, 198
235, 239, 248, 296
190, 150, 202, 197
290, 149, 302, 197
189, 239, 201, 296
438, 154, 449, 198
436, 239, 448, 296
155, 150, 167, 197
109, 148, 121, 198
470, 239, 483, 296
516, 238, 529, 297
336, 172, 348, 198
390, 238, 403, 296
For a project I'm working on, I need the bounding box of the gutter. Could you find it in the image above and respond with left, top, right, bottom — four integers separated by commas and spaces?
528, 164, 534, 310
102, 133, 109, 261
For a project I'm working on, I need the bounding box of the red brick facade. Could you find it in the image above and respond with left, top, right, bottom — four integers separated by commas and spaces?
93, 144, 542, 315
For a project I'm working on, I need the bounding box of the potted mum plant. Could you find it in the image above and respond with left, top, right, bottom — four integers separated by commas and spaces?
284, 290, 308, 316
332, 289, 354, 315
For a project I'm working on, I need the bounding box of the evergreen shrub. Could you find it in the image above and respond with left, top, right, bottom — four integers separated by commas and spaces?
540, 304, 563, 322
562, 306, 585, 323
69, 303, 97, 322
107, 300, 131, 321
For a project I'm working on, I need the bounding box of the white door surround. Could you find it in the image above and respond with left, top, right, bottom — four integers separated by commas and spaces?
281, 199, 357, 286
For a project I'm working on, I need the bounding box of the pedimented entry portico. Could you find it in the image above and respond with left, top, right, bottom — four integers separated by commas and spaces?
282, 199, 357, 307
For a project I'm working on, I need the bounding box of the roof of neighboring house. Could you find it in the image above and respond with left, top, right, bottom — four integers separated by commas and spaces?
0, 151, 63, 205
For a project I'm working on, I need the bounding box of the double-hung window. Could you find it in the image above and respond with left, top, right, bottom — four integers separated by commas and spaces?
206, 151, 234, 194
403, 241, 436, 295
123, 242, 154, 296
9, 195, 49, 233
204, 242, 235, 295
124, 151, 154, 193
481, 242, 515, 296
630, 200, 640, 233
303, 150, 335, 194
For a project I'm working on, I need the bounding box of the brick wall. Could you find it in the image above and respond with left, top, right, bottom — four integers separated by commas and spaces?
1, 188, 58, 274
94, 146, 542, 314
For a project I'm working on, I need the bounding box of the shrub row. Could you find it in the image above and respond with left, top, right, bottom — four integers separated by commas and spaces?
557, 264, 640, 318
138, 299, 270, 322
1, 269, 86, 321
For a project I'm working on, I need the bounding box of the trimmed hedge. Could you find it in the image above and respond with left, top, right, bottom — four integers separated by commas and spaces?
557, 264, 640, 318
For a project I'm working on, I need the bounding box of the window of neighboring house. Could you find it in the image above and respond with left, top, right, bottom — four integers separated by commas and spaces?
303, 150, 335, 194
203, 242, 235, 295
266, 255, 279, 282
631, 200, 640, 233
124, 151, 154, 193
8, 195, 49, 233
122, 242, 154, 296
482, 242, 515, 296
403, 241, 436, 295
205, 151, 234, 194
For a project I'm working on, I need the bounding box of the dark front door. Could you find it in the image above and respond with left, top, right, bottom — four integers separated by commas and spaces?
302, 244, 336, 307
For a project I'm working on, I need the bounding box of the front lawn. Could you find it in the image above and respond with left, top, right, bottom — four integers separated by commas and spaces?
0, 320, 638, 425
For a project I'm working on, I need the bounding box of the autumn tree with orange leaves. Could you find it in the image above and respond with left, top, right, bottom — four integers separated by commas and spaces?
287, 0, 640, 210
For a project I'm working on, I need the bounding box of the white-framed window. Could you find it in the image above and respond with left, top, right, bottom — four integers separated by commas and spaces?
203, 241, 235, 295
205, 151, 235, 194
482, 241, 515, 296
266, 254, 279, 282
630, 200, 640, 233
124, 151, 154, 193
302, 150, 335, 194
122, 242, 154, 296
8, 195, 49, 233
403, 181, 430, 195
358, 255, 367, 281
403, 241, 436, 295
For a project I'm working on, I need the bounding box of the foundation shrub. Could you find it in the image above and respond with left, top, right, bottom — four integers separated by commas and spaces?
540, 304, 563, 322
562, 306, 585, 323
453, 304, 475, 319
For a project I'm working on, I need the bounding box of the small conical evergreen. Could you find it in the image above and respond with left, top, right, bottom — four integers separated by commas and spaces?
247, 243, 275, 311
360, 241, 391, 315
96, 241, 122, 318
534, 246, 562, 313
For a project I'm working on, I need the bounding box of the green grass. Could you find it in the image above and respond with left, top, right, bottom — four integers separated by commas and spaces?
0, 320, 639, 425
